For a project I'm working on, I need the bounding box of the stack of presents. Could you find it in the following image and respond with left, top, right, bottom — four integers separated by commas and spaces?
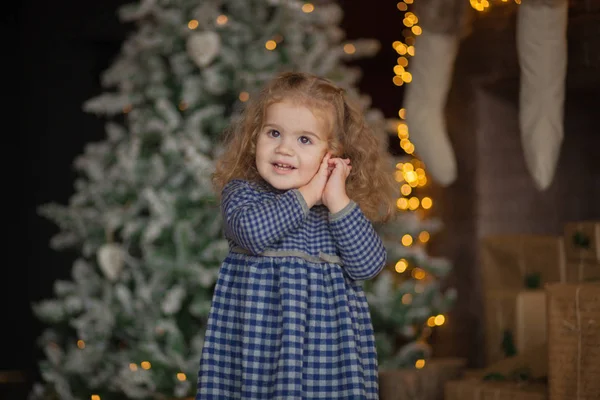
445, 220, 600, 399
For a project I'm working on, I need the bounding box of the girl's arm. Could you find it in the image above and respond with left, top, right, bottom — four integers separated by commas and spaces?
221, 180, 309, 254
329, 201, 387, 281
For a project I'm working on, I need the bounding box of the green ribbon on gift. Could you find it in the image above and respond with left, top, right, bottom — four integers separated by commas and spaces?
483, 366, 533, 383
572, 231, 591, 249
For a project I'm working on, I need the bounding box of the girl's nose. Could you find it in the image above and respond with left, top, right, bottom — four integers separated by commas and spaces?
275, 140, 294, 156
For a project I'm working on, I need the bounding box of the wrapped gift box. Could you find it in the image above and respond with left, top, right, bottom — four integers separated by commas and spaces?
445, 380, 547, 400
565, 261, 600, 283
546, 282, 600, 400
480, 235, 565, 291
563, 221, 600, 263
484, 289, 546, 365
379, 357, 466, 400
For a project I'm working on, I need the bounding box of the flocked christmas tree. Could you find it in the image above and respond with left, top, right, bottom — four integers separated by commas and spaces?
30, 0, 456, 399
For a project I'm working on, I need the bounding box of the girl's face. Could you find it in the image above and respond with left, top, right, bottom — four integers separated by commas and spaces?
255, 100, 330, 191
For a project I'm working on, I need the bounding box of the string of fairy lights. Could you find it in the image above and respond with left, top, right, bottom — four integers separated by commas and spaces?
391, 0, 443, 370
392, 0, 523, 370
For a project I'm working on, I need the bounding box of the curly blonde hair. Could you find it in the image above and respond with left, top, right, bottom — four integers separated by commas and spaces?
212, 71, 396, 222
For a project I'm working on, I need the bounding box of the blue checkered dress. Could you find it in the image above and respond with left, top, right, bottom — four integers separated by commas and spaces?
196, 179, 386, 399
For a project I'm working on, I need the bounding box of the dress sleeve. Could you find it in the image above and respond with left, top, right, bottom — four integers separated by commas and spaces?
221, 179, 310, 254
328, 201, 387, 281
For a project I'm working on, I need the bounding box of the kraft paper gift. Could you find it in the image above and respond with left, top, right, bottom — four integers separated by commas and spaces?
564, 221, 600, 263
546, 282, 600, 400
481, 235, 565, 290
484, 289, 547, 365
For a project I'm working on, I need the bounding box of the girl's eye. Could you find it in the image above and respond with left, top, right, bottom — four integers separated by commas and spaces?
298, 136, 312, 145
268, 129, 280, 138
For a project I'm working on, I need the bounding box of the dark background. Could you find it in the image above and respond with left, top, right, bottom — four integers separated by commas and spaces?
12, 0, 600, 396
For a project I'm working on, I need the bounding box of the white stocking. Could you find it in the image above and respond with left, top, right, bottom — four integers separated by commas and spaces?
403, 28, 459, 187
516, 0, 568, 190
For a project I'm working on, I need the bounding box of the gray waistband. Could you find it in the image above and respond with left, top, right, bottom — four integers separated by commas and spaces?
231, 247, 344, 266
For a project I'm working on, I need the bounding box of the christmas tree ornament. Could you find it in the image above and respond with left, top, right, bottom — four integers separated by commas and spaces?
186, 31, 221, 68
96, 243, 125, 281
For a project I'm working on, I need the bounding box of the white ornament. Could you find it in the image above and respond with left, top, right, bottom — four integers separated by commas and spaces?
97, 243, 125, 281
186, 31, 221, 68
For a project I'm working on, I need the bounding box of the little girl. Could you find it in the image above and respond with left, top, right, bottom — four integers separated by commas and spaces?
196, 71, 396, 399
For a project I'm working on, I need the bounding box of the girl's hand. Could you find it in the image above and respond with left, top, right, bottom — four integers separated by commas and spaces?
322, 157, 351, 213
298, 152, 331, 208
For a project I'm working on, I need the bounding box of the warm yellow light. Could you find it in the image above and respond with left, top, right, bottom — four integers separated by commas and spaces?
418, 231, 430, 243
177, 372, 187, 381
418, 175, 427, 186
402, 163, 414, 172
397, 198, 408, 210
407, 46, 415, 56
411, 268, 426, 280
405, 12, 418, 23
415, 359, 425, 369
394, 170, 404, 182
77, 340, 85, 349
187, 20, 199, 30
397, 2, 408, 11
397, 122, 408, 135
129, 363, 138, 371
91, 395, 101, 400
401, 184, 412, 196
395, 44, 407, 55
302, 3, 315, 13
411, 26, 422, 35
392, 40, 402, 49
434, 314, 446, 326
343, 44, 356, 54
398, 107, 407, 119
397, 57, 409, 67
395, 259, 408, 273
405, 170, 417, 182
394, 65, 405, 75
141, 361, 151, 370
393, 76, 404, 86
408, 196, 420, 210
400, 138, 410, 149
405, 0, 414, 4
403, 18, 414, 27
402, 293, 413, 304
421, 197, 433, 209
405, 143, 415, 154
402, 234, 413, 246
216, 15, 228, 25
265, 40, 277, 50
239, 91, 250, 102
427, 316, 436, 327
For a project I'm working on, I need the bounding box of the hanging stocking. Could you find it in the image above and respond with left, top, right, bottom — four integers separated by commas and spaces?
403, 29, 459, 187
402, 0, 469, 187
516, 0, 568, 191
